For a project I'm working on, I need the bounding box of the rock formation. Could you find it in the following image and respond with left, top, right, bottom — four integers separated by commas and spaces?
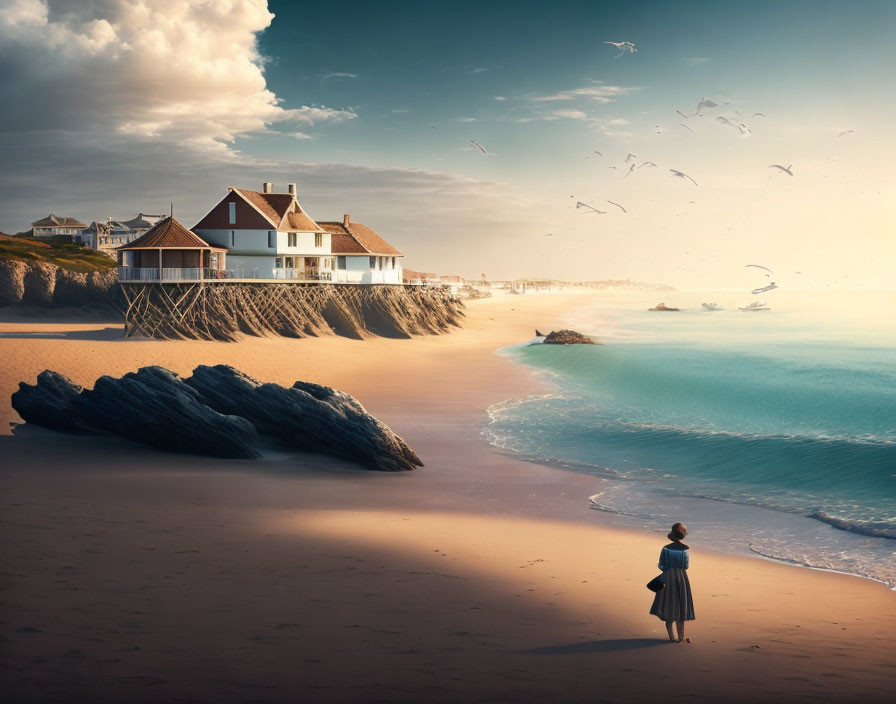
186, 365, 422, 472
542, 329, 600, 345
0, 259, 119, 308
11, 366, 422, 471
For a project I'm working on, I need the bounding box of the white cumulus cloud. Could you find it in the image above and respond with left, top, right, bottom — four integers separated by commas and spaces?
0, 0, 355, 150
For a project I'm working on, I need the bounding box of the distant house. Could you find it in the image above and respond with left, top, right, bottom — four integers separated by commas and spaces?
192, 182, 403, 283
121, 213, 165, 235
31, 214, 86, 241
84, 214, 166, 258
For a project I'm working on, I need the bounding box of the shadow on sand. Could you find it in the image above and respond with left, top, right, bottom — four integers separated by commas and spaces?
518, 638, 669, 655
0, 327, 124, 341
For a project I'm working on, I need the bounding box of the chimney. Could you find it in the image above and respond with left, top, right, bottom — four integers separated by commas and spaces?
262, 182, 273, 194
343, 213, 350, 227
288, 183, 297, 197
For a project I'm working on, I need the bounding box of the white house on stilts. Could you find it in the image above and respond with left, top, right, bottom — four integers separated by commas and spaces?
188, 182, 404, 283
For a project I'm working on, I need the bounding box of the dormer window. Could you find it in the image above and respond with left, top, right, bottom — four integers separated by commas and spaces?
228, 202, 236, 224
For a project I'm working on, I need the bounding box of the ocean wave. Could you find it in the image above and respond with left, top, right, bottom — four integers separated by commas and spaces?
748, 541, 896, 590
808, 511, 896, 540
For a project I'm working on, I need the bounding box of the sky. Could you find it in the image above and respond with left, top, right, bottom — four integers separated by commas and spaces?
0, 0, 894, 288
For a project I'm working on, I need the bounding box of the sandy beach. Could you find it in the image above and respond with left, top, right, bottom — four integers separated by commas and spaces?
1, 292, 894, 703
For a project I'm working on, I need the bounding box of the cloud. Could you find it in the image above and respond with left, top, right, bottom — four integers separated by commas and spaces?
455, 117, 477, 123
0, 0, 355, 151
469, 67, 488, 74
321, 72, 359, 81
494, 96, 507, 101
682, 57, 712, 66
532, 83, 639, 103
291, 132, 314, 140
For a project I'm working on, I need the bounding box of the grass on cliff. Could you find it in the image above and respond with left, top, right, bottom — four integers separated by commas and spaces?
0, 234, 116, 273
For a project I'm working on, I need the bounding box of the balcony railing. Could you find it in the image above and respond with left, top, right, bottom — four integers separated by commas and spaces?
118, 267, 402, 284
118, 267, 229, 282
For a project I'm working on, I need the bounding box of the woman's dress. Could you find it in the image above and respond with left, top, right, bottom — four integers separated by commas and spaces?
649, 543, 695, 621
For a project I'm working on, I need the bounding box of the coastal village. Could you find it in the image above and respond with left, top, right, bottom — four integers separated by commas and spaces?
8, 182, 674, 299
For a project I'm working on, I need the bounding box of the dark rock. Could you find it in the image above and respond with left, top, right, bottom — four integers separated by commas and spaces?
73, 367, 259, 459
542, 329, 599, 345
535, 329, 545, 337
186, 365, 422, 471
11, 371, 91, 433
11, 364, 421, 470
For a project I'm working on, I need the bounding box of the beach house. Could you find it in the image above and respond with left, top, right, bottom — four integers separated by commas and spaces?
191, 183, 403, 283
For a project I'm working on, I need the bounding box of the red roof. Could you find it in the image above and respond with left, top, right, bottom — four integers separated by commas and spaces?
119, 217, 225, 250
318, 221, 402, 256
233, 188, 322, 231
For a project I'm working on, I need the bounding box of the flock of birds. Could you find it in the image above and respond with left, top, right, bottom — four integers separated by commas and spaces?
457, 39, 862, 285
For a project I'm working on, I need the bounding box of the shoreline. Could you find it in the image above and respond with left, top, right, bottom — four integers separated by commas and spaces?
2, 291, 895, 702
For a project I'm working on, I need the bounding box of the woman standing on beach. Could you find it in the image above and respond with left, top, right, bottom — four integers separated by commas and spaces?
650, 522, 695, 642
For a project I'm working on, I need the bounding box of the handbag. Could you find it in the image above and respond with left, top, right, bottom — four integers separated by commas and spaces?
646, 574, 665, 592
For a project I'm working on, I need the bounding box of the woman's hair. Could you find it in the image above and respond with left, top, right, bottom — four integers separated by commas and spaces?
667, 522, 687, 541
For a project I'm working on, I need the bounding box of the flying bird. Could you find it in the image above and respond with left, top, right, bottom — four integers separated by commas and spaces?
670, 169, 698, 186
676, 110, 692, 119
624, 153, 638, 162
752, 112, 765, 117
604, 41, 637, 57
716, 116, 751, 135
576, 201, 606, 214
607, 200, 627, 213
680, 123, 695, 133
746, 264, 774, 274
638, 161, 657, 168
695, 97, 718, 114
469, 140, 487, 154
623, 163, 636, 178
431, 124, 439, 129
769, 164, 794, 176
837, 130, 855, 137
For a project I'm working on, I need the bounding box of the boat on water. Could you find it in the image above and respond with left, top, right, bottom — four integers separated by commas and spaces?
701, 302, 723, 311
648, 303, 680, 311
739, 301, 770, 311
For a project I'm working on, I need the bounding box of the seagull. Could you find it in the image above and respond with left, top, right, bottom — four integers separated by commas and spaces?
623, 163, 636, 178
695, 97, 718, 114
624, 153, 638, 162
638, 161, 657, 168
469, 140, 487, 154
543, 233, 554, 237
769, 164, 794, 176
716, 116, 751, 135
676, 110, 692, 119
576, 201, 607, 214
670, 169, 698, 186
680, 123, 695, 133
607, 200, 627, 213
837, 130, 855, 137
604, 41, 637, 57
753, 112, 765, 117
431, 124, 439, 129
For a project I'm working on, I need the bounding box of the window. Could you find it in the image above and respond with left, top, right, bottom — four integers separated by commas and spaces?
228, 202, 236, 224
288, 232, 297, 247
230, 230, 235, 247
369, 256, 376, 269
275, 257, 283, 268
337, 256, 346, 270
268, 231, 275, 248
392, 257, 396, 268
314, 233, 323, 248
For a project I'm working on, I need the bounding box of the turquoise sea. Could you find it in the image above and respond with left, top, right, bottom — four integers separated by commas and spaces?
485, 290, 896, 587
